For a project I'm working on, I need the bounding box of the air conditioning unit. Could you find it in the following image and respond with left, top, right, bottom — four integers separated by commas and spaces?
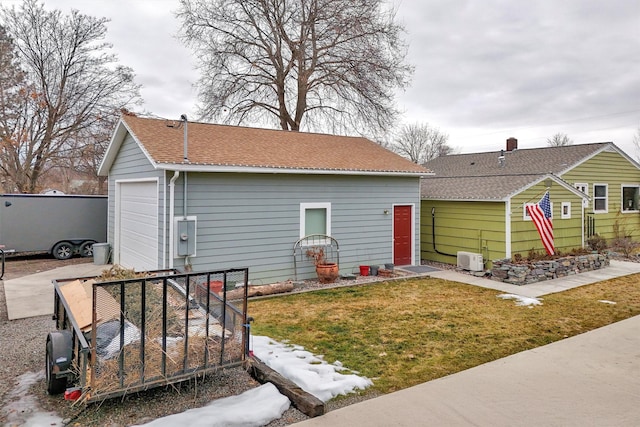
457, 251, 484, 272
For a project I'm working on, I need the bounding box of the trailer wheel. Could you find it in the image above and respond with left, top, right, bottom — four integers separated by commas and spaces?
52, 241, 73, 260
45, 331, 73, 395
79, 241, 95, 258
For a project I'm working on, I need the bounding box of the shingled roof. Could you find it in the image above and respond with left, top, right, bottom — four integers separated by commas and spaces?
99, 115, 430, 176
421, 142, 630, 200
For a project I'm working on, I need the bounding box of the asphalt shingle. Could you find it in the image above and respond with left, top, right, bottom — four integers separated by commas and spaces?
121, 115, 429, 175
422, 143, 613, 200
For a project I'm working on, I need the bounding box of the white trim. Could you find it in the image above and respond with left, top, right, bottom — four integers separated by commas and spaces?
300, 202, 332, 238
392, 203, 416, 265
114, 178, 159, 268
561, 201, 571, 219
505, 200, 511, 259
574, 182, 589, 208
593, 183, 608, 213
156, 163, 429, 177
523, 202, 553, 220
620, 183, 640, 213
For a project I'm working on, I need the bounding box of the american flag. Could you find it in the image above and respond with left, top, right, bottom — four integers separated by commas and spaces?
526, 191, 554, 255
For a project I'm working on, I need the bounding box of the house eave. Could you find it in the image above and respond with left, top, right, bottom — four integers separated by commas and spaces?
155, 163, 431, 177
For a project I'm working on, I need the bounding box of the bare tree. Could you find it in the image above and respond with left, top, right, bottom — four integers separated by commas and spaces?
391, 123, 453, 164
547, 133, 573, 147
0, 0, 141, 193
177, 0, 412, 136
0, 25, 27, 192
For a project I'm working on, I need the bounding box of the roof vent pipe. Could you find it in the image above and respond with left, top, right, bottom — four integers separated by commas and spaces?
181, 114, 188, 162
498, 149, 505, 167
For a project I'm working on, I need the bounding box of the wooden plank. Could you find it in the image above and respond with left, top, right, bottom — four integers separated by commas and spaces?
248, 357, 325, 417
57, 279, 121, 332
59, 279, 93, 330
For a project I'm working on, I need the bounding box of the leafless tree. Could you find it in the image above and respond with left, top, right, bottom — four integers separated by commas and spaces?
547, 133, 573, 147
177, 0, 412, 136
391, 123, 453, 164
0, 25, 27, 192
0, 0, 141, 193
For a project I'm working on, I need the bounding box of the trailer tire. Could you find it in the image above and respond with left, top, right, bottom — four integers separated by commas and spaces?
79, 241, 95, 258
52, 241, 73, 260
45, 331, 73, 395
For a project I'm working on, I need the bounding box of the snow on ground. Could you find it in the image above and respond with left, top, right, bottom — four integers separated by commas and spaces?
497, 294, 543, 307
251, 335, 373, 402
133, 383, 290, 427
4, 335, 372, 427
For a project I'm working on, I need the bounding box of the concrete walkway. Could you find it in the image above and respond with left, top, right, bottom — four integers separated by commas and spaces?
4, 259, 640, 425
295, 260, 640, 426
422, 259, 640, 298
3, 262, 109, 320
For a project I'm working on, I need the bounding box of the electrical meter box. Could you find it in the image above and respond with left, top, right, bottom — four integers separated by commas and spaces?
176, 217, 197, 256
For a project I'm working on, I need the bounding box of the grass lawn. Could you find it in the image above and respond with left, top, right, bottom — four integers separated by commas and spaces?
248, 274, 640, 394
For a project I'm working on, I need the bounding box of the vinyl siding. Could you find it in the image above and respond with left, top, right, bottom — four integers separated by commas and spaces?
421, 185, 584, 266
510, 184, 583, 257
561, 150, 640, 242
420, 200, 506, 265
107, 135, 164, 269
169, 172, 420, 283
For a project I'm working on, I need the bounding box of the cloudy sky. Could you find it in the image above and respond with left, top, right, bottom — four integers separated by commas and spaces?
3, 0, 639, 155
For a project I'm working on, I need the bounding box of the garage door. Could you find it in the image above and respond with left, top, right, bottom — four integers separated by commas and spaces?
117, 181, 158, 271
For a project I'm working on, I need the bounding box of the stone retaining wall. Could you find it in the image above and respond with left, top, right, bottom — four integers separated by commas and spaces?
490, 254, 609, 285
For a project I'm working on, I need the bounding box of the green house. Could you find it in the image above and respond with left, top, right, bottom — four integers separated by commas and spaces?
421, 139, 640, 268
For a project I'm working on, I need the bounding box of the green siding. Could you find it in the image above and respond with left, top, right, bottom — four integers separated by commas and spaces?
421, 184, 584, 266
561, 150, 640, 242
510, 184, 583, 258
421, 200, 506, 265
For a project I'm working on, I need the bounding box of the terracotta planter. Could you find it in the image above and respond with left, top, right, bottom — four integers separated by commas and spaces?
196, 280, 223, 300
316, 263, 339, 283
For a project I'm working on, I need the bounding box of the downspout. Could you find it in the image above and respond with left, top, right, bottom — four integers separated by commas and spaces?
505, 199, 512, 259
169, 171, 180, 269
181, 114, 191, 270
162, 173, 167, 269
431, 207, 458, 258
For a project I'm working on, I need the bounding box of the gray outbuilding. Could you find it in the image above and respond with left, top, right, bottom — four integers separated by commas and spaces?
98, 114, 429, 284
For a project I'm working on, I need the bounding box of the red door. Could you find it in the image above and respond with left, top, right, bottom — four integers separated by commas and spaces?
393, 205, 412, 265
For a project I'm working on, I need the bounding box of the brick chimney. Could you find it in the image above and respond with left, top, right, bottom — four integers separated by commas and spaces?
506, 137, 518, 152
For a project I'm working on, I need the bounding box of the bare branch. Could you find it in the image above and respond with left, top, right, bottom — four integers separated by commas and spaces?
390, 123, 454, 164
177, 0, 412, 135
0, 0, 141, 192
546, 133, 573, 147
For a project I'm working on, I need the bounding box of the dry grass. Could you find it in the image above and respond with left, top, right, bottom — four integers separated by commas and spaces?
248, 274, 640, 394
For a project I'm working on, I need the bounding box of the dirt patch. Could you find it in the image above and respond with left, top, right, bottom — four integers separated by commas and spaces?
1, 253, 92, 281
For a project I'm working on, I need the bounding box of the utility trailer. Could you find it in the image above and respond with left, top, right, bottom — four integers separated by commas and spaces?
47, 268, 250, 403
0, 194, 107, 259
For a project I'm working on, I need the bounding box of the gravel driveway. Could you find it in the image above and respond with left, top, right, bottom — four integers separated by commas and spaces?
0, 255, 379, 426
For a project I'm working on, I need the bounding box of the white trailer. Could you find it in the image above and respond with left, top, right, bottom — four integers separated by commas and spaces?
0, 194, 107, 259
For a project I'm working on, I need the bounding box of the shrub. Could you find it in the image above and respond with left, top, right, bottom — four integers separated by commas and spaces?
587, 234, 607, 252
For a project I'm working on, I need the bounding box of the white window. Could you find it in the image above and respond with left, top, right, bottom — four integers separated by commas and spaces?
593, 184, 608, 213
561, 202, 571, 219
523, 202, 553, 220
300, 202, 331, 238
574, 183, 588, 208
621, 185, 639, 212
